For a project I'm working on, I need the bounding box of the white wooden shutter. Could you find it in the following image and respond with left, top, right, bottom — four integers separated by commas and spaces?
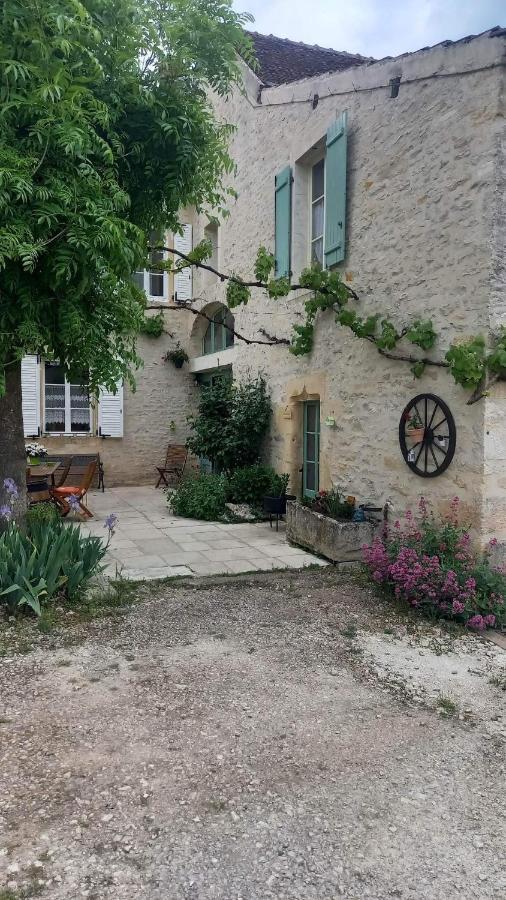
98, 383, 123, 437
21, 355, 41, 437
174, 224, 193, 303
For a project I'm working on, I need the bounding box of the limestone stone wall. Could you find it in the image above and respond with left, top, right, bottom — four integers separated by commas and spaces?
43, 307, 198, 486
183, 32, 505, 539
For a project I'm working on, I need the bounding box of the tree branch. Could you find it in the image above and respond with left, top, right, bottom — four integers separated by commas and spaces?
466, 372, 499, 405
151, 245, 503, 402
364, 336, 450, 369
158, 245, 359, 301
148, 302, 290, 346
32, 137, 49, 178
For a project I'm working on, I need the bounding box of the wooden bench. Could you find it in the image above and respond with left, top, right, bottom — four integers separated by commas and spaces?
45, 454, 105, 492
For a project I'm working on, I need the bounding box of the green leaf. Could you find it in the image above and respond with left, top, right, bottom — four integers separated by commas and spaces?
445, 336, 486, 389
254, 246, 274, 282
411, 360, 426, 379
406, 320, 437, 352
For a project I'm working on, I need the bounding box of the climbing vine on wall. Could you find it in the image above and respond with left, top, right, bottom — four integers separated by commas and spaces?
159, 241, 506, 405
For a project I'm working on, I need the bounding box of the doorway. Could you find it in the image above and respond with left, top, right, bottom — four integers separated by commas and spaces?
302, 400, 320, 498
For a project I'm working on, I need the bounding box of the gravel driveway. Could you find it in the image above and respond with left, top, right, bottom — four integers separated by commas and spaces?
0, 570, 504, 899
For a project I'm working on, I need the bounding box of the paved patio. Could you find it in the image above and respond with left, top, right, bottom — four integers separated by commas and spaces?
81, 487, 328, 579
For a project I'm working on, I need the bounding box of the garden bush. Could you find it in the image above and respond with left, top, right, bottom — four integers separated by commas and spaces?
168, 474, 227, 521
225, 464, 289, 506
25, 501, 60, 528
187, 375, 271, 472
362, 497, 505, 630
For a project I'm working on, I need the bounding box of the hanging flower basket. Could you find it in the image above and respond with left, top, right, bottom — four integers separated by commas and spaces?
164, 344, 189, 369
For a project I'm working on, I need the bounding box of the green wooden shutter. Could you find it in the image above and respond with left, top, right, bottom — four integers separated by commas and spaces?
274, 165, 292, 277
324, 112, 348, 268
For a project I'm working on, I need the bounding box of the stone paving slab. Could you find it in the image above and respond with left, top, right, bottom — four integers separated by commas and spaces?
79, 486, 327, 580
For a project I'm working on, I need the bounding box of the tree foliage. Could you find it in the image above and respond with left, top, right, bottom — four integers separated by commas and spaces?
0, 0, 253, 394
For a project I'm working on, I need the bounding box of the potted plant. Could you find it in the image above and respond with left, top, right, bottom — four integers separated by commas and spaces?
25, 442, 48, 466
263, 473, 295, 518
406, 410, 425, 443
165, 344, 189, 369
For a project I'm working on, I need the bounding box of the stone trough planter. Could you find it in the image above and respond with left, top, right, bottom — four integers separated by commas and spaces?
286, 501, 378, 563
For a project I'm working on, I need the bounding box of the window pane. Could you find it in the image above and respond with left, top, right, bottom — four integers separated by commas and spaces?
214, 323, 223, 351
204, 223, 219, 270
312, 197, 324, 241
149, 272, 164, 297
305, 462, 316, 492
70, 384, 90, 433
306, 403, 317, 432
203, 323, 213, 355
311, 237, 324, 266
151, 248, 164, 266
224, 311, 235, 347
306, 432, 316, 462
312, 159, 324, 200
44, 384, 65, 432
45, 362, 65, 384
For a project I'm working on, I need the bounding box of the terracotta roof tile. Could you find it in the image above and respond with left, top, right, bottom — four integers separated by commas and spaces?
247, 31, 370, 86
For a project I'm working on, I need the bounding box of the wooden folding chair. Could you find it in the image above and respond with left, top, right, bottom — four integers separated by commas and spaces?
155, 444, 188, 487
50, 461, 97, 518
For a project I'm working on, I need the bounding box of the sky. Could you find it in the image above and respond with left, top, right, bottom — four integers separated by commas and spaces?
234, 0, 504, 59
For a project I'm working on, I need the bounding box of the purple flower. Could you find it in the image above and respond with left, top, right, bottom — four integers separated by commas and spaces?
3, 478, 18, 498
467, 614, 485, 631
0, 504, 12, 522
104, 513, 118, 533
67, 494, 81, 512
483, 614, 496, 628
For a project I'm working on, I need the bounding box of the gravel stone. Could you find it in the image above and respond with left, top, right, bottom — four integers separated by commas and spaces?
0, 569, 504, 899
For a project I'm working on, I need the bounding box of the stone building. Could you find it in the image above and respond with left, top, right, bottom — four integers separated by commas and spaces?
21, 27, 506, 542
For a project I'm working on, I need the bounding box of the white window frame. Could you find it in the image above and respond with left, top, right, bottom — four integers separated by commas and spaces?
133, 231, 169, 303
310, 156, 326, 267
43, 365, 92, 436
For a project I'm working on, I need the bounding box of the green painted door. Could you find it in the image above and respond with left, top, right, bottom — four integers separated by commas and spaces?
303, 401, 320, 498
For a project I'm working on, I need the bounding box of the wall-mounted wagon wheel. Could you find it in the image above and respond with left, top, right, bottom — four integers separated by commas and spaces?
399, 393, 456, 478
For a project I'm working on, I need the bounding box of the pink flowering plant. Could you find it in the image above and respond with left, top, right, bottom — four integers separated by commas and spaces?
362, 496, 505, 631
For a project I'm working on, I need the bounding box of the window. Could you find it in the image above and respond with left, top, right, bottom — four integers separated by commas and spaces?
311, 159, 325, 266
202, 306, 234, 355
204, 222, 219, 272
133, 229, 168, 301
44, 363, 91, 434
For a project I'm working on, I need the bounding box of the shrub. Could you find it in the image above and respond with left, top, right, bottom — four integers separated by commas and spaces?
26, 501, 60, 528
303, 487, 355, 520
168, 474, 227, 521
225, 465, 289, 506
187, 375, 271, 472
362, 497, 505, 630
0, 520, 109, 616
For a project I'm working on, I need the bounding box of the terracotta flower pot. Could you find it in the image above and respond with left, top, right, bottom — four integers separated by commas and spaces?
407, 427, 425, 443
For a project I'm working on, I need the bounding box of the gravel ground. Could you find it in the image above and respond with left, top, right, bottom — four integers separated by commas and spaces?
0, 569, 505, 900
